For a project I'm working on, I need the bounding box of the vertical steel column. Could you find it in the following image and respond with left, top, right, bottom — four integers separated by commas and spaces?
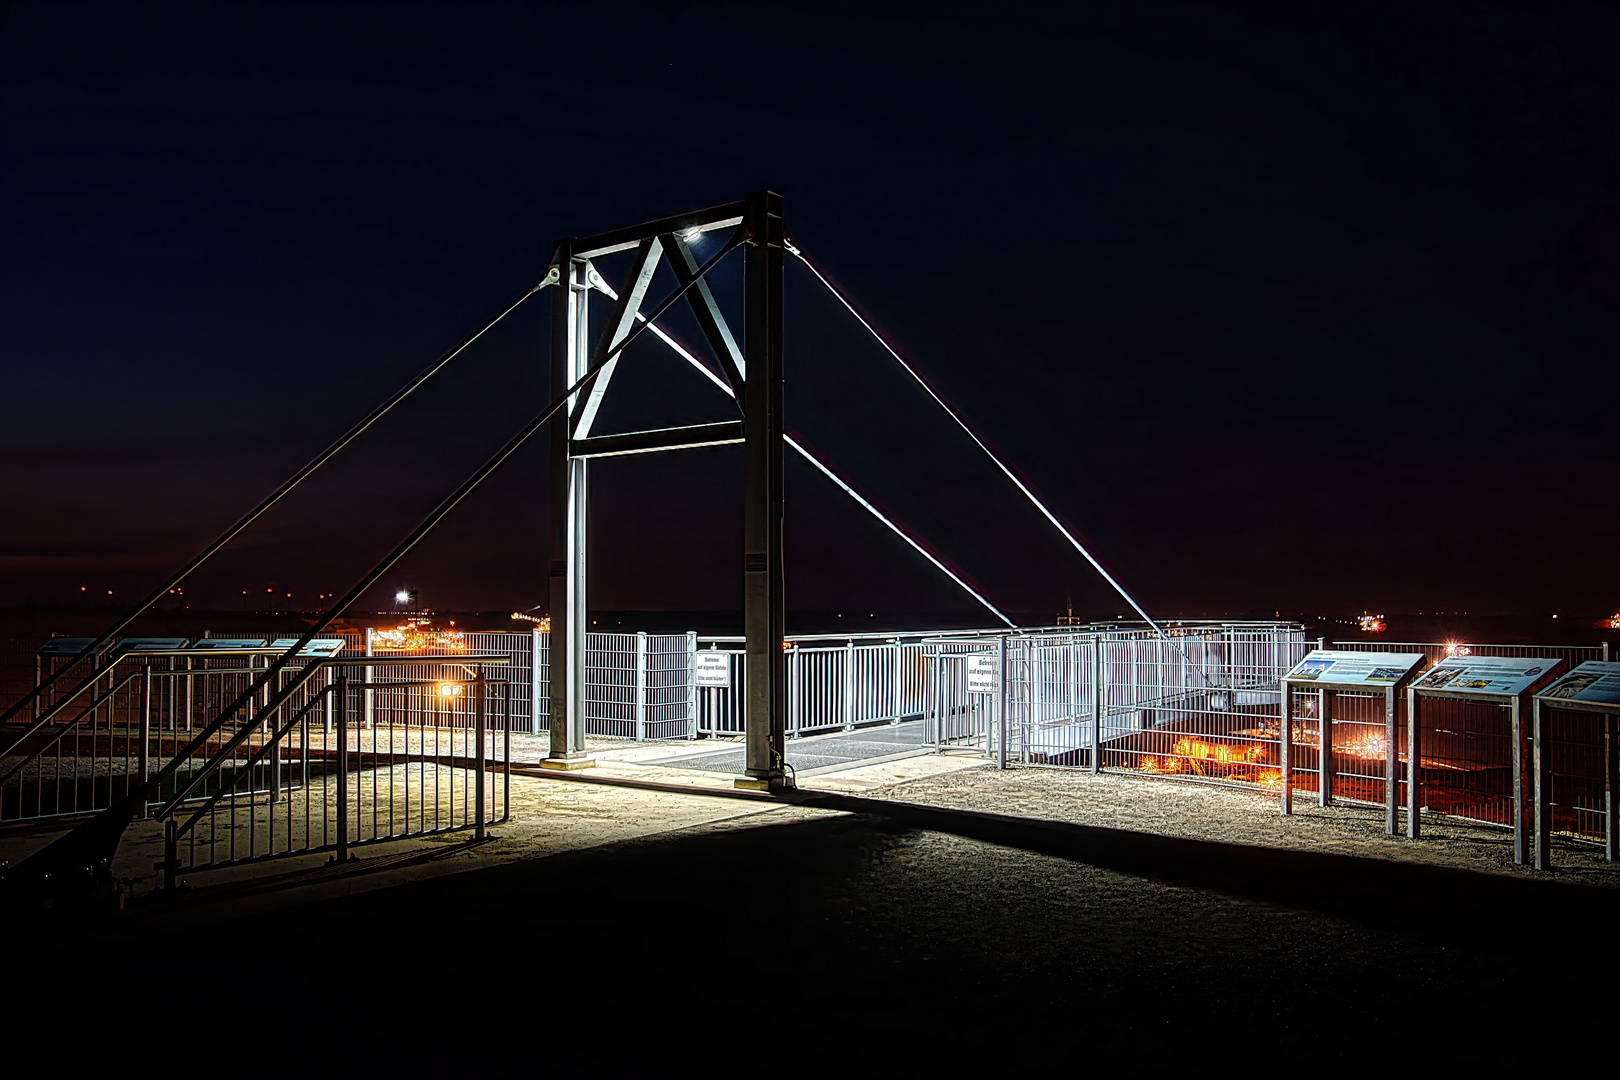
335, 674, 349, 862
547, 241, 591, 766
474, 671, 487, 841
741, 190, 787, 786
1280, 678, 1293, 815
843, 641, 856, 730
1090, 635, 1102, 774
1318, 688, 1334, 807
1512, 693, 1529, 865
1406, 686, 1422, 839
1533, 696, 1552, 870
892, 640, 903, 725
1383, 686, 1398, 836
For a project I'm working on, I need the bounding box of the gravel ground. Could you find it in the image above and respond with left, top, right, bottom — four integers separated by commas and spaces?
873, 762, 1620, 885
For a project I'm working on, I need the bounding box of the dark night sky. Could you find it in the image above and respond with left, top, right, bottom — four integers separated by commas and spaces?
4, 1, 1619, 624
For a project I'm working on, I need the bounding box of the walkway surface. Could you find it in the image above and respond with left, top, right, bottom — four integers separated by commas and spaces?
634, 718, 933, 775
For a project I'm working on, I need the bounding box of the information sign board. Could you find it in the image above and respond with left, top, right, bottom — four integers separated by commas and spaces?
1537, 661, 1620, 708
111, 637, 189, 654
1410, 655, 1561, 698
693, 651, 732, 688
1284, 650, 1425, 688
966, 654, 999, 694
188, 638, 267, 650
36, 637, 95, 656
268, 638, 346, 658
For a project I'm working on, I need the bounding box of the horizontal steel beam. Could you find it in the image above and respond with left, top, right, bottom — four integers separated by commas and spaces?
570, 421, 744, 459
574, 201, 746, 258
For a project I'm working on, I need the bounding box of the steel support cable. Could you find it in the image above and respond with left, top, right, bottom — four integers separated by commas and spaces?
787, 244, 1213, 679
588, 276, 1015, 628
154, 361, 601, 818
154, 239, 743, 816
0, 269, 560, 733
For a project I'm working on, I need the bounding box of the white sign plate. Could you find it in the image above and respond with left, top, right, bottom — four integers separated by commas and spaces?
1285, 650, 1426, 688
1538, 661, 1620, 708
1411, 656, 1561, 697
268, 638, 346, 658
693, 651, 732, 688
966, 654, 1000, 694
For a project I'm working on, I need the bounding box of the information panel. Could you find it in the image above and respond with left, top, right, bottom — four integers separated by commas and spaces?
36, 637, 95, 656
1285, 650, 1426, 688
267, 638, 346, 658
1538, 661, 1620, 708
1410, 655, 1561, 697
111, 637, 189, 654
693, 651, 731, 688
188, 638, 267, 650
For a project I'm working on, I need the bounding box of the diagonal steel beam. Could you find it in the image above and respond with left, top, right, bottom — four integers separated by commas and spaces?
662, 231, 746, 404
573, 236, 664, 440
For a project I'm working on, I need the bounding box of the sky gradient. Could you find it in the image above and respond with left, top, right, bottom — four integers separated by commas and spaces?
4, 2, 1618, 623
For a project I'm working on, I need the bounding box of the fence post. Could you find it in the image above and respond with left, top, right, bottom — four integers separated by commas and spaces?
335, 675, 349, 862
843, 641, 856, 731
1091, 636, 1103, 774
531, 626, 544, 736
635, 632, 648, 743
1407, 686, 1422, 839
1533, 696, 1551, 870
1383, 686, 1398, 836
1280, 678, 1293, 815
1512, 693, 1529, 865
1319, 689, 1334, 807
364, 626, 375, 729
163, 818, 178, 891
686, 631, 698, 739
474, 670, 487, 841
892, 640, 903, 725
137, 665, 152, 818
996, 635, 1009, 770
1605, 712, 1616, 863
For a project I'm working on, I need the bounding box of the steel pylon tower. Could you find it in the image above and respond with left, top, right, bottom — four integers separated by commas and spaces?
545, 190, 788, 788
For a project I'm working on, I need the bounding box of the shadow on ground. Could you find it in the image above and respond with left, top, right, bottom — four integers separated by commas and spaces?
9, 804, 1617, 1074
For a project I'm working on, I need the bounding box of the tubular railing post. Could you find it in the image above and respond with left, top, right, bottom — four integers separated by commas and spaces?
364, 627, 375, 729
635, 632, 648, 743
686, 631, 698, 739
1383, 686, 1398, 836
1512, 693, 1529, 865
1407, 686, 1422, 839
1606, 712, 1617, 863
335, 675, 349, 863
1090, 635, 1102, 774
138, 665, 152, 818
1280, 678, 1293, 816
474, 671, 487, 841
1533, 696, 1551, 870
997, 635, 1009, 770
1319, 689, 1334, 808
892, 639, 903, 725
844, 641, 856, 731
531, 626, 544, 736
163, 818, 178, 891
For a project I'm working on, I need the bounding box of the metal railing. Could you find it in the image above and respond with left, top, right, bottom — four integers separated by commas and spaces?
160, 667, 511, 884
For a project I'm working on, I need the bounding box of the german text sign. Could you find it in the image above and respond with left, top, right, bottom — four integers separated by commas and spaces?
1412, 656, 1560, 697
966, 654, 999, 694
1285, 650, 1425, 688
1538, 661, 1620, 708
693, 651, 732, 689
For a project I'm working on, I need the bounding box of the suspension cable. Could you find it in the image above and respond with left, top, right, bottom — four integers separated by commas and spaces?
787, 242, 1219, 682
589, 274, 1015, 628
1, 267, 560, 730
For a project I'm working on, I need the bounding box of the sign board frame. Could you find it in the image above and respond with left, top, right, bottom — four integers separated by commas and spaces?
1530, 661, 1620, 870
1280, 650, 1426, 835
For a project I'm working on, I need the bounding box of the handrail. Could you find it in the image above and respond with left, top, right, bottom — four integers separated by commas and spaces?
0, 668, 145, 784
172, 683, 339, 839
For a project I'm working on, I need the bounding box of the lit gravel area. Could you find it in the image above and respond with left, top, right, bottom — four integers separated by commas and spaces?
874, 763, 1620, 885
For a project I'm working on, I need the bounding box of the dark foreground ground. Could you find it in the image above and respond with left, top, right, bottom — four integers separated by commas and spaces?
9, 799, 1617, 1076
